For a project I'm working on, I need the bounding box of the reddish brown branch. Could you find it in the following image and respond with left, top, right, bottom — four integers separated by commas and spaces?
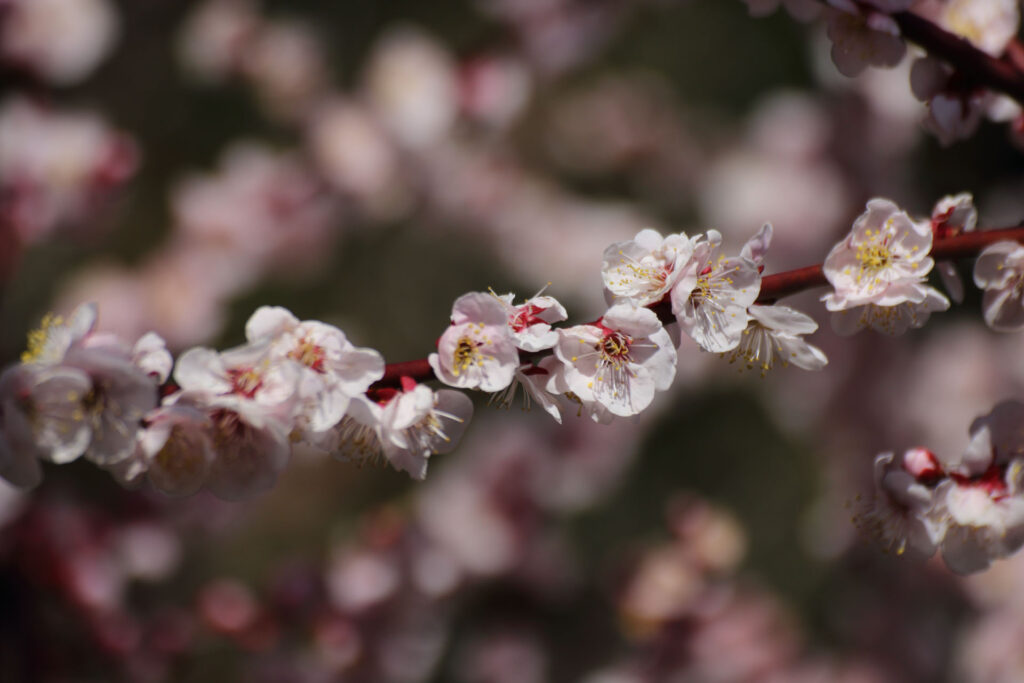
370, 226, 1024, 390
892, 11, 1024, 105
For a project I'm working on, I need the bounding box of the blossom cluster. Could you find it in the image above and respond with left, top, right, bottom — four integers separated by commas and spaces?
0, 303, 465, 499
863, 401, 1024, 574
0, 207, 842, 498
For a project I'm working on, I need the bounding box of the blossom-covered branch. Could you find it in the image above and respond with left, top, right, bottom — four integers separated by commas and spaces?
373, 221, 1024, 388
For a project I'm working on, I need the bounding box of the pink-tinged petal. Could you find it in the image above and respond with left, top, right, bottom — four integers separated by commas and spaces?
67, 302, 99, 341
174, 347, 232, 394
747, 304, 817, 335
937, 262, 964, 304
983, 287, 1024, 331
430, 389, 473, 455
245, 306, 301, 342
28, 366, 94, 464
601, 303, 663, 339
140, 403, 214, 497
740, 222, 773, 265
974, 241, 1024, 289
450, 292, 508, 326
133, 332, 173, 383
205, 409, 290, 501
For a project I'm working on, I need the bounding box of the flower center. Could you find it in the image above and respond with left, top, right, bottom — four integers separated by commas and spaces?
452, 336, 484, 376
227, 368, 264, 398
21, 313, 62, 363
598, 331, 631, 364
289, 337, 326, 373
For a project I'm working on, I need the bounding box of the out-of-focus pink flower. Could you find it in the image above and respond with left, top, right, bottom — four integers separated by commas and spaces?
172, 142, 338, 275
177, 0, 260, 82
0, 97, 137, 244
306, 99, 413, 219
363, 27, 458, 149
240, 19, 328, 121
1, 0, 119, 84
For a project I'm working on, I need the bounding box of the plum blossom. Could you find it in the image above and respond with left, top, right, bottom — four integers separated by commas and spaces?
0, 0, 119, 84
129, 404, 215, 497
553, 303, 676, 417
542, 356, 614, 424
822, 198, 948, 334
973, 240, 1024, 331
492, 289, 568, 352
857, 448, 946, 558
721, 305, 827, 375
326, 378, 472, 480
934, 402, 1024, 574
824, 4, 907, 78
244, 306, 384, 436
670, 227, 763, 353
18, 303, 159, 467
429, 292, 520, 392
931, 193, 977, 302
602, 228, 695, 307
0, 364, 89, 487
822, 199, 935, 310
171, 343, 301, 500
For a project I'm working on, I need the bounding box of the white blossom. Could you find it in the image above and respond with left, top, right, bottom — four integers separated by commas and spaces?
131, 403, 215, 497
492, 290, 568, 352
19, 303, 159, 466
428, 292, 520, 392
245, 306, 384, 436
858, 448, 947, 558
172, 343, 300, 500
721, 304, 828, 375
602, 228, 695, 307
935, 402, 1024, 574
973, 240, 1024, 331
326, 379, 473, 480
822, 198, 936, 310
553, 303, 676, 417
670, 228, 762, 353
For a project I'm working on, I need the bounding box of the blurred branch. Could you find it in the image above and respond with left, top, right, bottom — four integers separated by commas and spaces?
892, 10, 1024, 105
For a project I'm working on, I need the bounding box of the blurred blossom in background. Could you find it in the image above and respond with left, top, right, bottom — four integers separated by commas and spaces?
2, 0, 1024, 681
